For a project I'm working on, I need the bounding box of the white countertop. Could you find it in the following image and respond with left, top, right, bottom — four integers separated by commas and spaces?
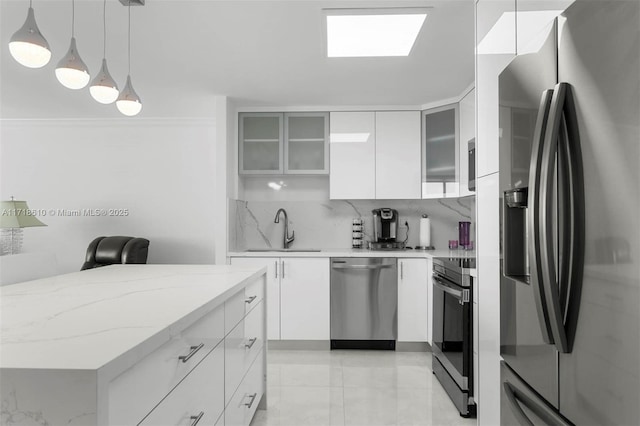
228, 248, 476, 259
0, 264, 266, 371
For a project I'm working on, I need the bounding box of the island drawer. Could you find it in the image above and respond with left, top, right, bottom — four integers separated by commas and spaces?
225, 301, 265, 405
225, 277, 265, 334
138, 344, 224, 426
225, 348, 265, 426
108, 304, 224, 425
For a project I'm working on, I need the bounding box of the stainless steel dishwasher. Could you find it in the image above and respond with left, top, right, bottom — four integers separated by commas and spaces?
330, 257, 397, 350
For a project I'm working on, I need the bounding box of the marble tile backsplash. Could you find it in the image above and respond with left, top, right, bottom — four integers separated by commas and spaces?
229, 198, 475, 251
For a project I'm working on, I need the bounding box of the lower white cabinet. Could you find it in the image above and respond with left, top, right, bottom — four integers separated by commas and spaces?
397, 258, 431, 342
280, 257, 330, 340
231, 257, 330, 341
139, 345, 225, 426
225, 349, 265, 426
230, 257, 280, 340
225, 301, 265, 405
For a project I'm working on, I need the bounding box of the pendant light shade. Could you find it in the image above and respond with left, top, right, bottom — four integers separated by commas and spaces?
90, 0, 118, 104
8, 6, 51, 68
116, 75, 142, 116
90, 59, 119, 104
117, 1, 142, 117
55, 37, 90, 89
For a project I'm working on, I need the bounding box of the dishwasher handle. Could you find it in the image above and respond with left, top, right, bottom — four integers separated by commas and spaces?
331, 263, 395, 270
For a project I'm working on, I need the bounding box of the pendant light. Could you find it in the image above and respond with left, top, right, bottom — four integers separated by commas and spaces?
55, 0, 91, 90
90, 0, 118, 104
8, 0, 51, 68
116, 1, 142, 116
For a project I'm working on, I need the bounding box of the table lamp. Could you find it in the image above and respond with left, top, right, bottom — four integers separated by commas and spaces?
1, 197, 47, 255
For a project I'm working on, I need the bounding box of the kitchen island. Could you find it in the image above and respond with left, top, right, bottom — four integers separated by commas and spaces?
1, 264, 267, 426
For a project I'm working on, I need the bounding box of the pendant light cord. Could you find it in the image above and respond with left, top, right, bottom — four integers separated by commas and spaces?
102, 0, 107, 59
71, 0, 75, 37
127, 0, 131, 75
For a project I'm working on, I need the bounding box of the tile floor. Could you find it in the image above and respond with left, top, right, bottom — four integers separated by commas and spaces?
250, 349, 478, 426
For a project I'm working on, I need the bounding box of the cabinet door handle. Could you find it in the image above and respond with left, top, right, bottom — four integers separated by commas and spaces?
400, 262, 404, 280
245, 337, 257, 349
245, 295, 257, 304
281, 260, 285, 278
275, 260, 278, 278
178, 343, 204, 363
244, 393, 258, 408
189, 412, 205, 426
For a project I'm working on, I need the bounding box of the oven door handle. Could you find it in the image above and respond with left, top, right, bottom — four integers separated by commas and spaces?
433, 277, 469, 304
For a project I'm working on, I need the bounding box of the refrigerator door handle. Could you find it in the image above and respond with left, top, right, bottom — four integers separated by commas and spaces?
503, 382, 535, 426
527, 89, 556, 344
503, 381, 572, 426
539, 82, 585, 353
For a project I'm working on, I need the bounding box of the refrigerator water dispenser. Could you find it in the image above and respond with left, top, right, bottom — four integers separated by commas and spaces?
503, 188, 529, 282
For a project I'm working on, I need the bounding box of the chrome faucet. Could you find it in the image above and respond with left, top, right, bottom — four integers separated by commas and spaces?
274, 208, 295, 249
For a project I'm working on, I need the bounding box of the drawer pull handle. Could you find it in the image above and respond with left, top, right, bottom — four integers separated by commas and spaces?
189, 412, 205, 426
179, 343, 204, 363
244, 393, 258, 408
245, 337, 257, 349
245, 295, 257, 304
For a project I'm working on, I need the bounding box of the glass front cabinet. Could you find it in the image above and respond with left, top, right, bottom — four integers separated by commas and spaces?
422, 104, 460, 198
239, 112, 329, 175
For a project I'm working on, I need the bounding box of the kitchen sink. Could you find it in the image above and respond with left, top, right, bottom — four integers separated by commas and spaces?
246, 249, 321, 252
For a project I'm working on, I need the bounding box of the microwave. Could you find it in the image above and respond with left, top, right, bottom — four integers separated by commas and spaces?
468, 138, 476, 191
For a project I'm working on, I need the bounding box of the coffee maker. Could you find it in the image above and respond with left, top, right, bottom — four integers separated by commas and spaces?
371, 208, 402, 249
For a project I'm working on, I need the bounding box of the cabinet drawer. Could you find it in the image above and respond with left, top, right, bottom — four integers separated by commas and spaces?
109, 305, 224, 425
225, 278, 265, 335
139, 344, 225, 426
225, 349, 265, 426
225, 301, 265, 405
245, 276, 265, 313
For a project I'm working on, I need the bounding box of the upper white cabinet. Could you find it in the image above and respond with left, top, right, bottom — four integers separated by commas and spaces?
239, 112, 329, 175
422, 104, 460, 198
330, 111, 421, 200
284, 112, 329, 174
397, 258, 431, 343
476, 0, 516, 178
239, 113, 283, 174
459, 88, 476, 197
375, 111, 421, 199
329, 111, 376, 199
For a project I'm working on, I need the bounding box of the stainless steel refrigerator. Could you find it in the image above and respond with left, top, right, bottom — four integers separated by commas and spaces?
498, 1, 639, 424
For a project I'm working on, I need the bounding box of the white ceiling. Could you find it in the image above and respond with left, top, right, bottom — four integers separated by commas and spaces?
0, 0, 474, 119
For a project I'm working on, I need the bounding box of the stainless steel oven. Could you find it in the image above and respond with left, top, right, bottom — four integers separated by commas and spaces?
432, 257, 476, 417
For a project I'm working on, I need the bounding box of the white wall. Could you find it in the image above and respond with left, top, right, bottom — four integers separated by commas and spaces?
0, 118, 217, 274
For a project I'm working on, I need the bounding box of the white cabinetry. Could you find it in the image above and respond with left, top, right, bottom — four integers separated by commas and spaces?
397, 258, 431, 342
459, 88, 476, 197
279, 258, 330, 340
231, 257, 330, 341
422, 104, 459, 198
330, 111, 421, 200
229, 257, 280, 340
240, 112, 329, 175
476, 0, 516, 178
329, 111, 376, 199
375, 111, 421, 199
138, 345, 225, 426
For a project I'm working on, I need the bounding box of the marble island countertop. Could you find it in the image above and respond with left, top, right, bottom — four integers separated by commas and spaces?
0, 264, 266, 371
229, 248, 476, 260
